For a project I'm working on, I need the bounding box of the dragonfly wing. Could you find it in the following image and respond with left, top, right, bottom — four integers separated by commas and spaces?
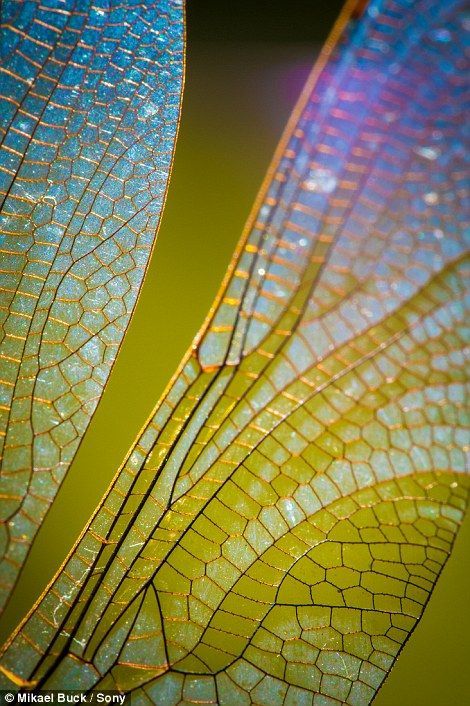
0, 0, 184, 609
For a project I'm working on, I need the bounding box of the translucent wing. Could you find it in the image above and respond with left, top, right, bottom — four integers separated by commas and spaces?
1, 0, 469, 703
0, 1, 183, 609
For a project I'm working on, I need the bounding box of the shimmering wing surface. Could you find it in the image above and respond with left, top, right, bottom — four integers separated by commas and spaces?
1, 0, 469, 703
0, 1, 183, 609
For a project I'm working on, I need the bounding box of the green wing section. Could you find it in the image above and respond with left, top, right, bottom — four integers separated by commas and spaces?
0, 0, 183, 609
0, 0, 468, 703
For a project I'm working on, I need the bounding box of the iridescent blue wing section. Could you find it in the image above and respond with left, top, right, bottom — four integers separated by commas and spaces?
197, 0, 468, 370
0, 0, 183, 609
0, 0, 468, 704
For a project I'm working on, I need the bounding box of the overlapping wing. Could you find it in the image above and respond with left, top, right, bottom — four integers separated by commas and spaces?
0, 0, 468, 703
0, 0, 183, 609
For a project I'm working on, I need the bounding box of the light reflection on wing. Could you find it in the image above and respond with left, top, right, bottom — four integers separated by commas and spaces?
1, 0, 469, 703
0, 0, 183, 609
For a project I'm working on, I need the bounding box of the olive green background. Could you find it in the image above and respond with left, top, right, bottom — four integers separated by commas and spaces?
1, 2, 469, 703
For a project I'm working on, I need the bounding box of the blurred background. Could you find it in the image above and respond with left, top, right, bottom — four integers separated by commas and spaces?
1, 2, 469, 703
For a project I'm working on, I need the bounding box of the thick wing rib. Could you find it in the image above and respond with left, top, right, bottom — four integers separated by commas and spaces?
0, 0, 183, 609
0, 0, 468, 703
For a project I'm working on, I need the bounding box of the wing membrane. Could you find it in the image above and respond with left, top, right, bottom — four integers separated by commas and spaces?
0, 0, 183, 609
0, 0, 468, 703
